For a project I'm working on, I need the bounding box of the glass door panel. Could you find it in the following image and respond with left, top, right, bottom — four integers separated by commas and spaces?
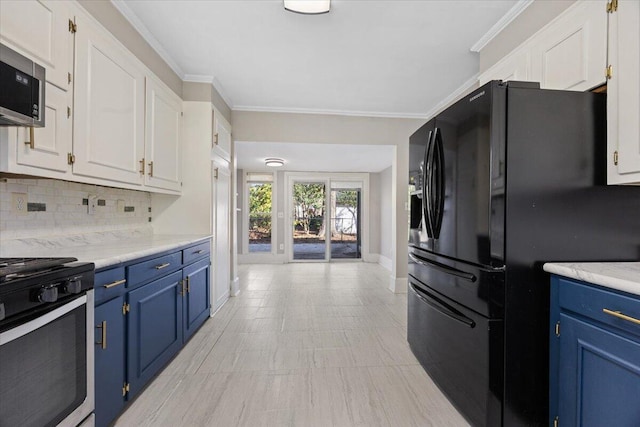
292, 182, 326, 260
248, 181, 272, 253
330, 189, 361, 259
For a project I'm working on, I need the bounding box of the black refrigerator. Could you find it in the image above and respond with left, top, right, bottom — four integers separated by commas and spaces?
407, 80, 640, 426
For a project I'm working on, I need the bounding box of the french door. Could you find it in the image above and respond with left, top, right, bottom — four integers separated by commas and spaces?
289, 177, 362, 262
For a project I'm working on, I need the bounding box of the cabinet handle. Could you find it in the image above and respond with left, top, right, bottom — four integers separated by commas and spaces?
96, 321, 107, 349
186, 276, 191, 293
148, 161, 154, 177
195, 250, 205, 254
603, 308, 640, 325
213, 133, 219, 145
139, 158, 145, 175
103, 279, 126, 289
179, 279, 185, 297
24, 127, 35, 149
155, 262, 170, 270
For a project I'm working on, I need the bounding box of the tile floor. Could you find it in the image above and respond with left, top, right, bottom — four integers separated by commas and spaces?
115, 263, 468, 426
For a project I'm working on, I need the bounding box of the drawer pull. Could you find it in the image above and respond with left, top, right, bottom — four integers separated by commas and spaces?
155, 263, 171, 270
96, 321, 107, 349
103, 279, 126, 289
603, 308, 640, 325
195, 250, 205, 254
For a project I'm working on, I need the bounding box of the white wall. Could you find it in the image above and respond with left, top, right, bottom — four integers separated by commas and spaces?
368, 172, 381, 256
378, 166, 393, 270
152, 101, 212, 234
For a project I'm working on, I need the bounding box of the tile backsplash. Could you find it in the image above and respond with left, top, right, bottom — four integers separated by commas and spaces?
0, 178, 151, 239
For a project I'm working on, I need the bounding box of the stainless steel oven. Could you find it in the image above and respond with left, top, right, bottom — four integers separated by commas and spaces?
0, 258, 95, 427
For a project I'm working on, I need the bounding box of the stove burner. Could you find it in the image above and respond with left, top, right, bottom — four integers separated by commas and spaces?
0, 258, 78, 283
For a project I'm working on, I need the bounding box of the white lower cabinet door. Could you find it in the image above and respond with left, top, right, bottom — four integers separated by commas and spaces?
144, 76, 182, 192
607, 0, 640, 185
14, 82, 73, 173
72, 12, 145, 186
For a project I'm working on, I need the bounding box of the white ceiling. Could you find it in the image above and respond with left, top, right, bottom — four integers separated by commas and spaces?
115, 0, 526, 173
114, 0, 524, 118
236, 141, 394, 172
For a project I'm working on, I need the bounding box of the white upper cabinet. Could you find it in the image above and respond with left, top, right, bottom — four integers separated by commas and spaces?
0, 0, 74, 177
72, 11, 146, 186
607, 0, 640, 185
15, 83, 72, 173
530, 0, 607, 91
0, 0, 73, 91
479, 1, 607, 91
212, 108, 232, 162
144, 75, 182, 192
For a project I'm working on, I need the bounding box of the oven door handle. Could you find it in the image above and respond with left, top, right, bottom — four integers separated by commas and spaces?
0, 295, 86, 345
410, 282, 475, 328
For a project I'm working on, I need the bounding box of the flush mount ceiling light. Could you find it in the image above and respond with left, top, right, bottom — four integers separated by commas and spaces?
284, 0, 330, 15
265, 157, 285, 167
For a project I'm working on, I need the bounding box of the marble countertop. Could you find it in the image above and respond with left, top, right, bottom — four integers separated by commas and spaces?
544, 262, 640, 297
0, 228, 211, 270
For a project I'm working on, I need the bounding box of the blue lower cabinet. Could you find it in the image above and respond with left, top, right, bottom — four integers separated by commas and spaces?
550, 276, 640, 427
183, 258, 210, 341
127, 270, 183, 397
94, 296, 126, 427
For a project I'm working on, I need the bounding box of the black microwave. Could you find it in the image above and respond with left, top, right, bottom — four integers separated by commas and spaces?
0, 43, 45, 127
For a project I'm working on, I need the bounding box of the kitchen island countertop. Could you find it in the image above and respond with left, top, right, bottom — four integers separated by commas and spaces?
544, 262, 640, 297
0, 228, 211, 270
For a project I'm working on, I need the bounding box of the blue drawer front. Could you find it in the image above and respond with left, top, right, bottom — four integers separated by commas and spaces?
127, 251, 182, 289
183, 240, 210, 265
94, 267, 126, 305
557, 277, 640, 339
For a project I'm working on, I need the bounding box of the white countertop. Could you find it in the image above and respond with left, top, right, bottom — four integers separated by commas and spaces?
544, 262, 640, 297
0, 229, 211, 270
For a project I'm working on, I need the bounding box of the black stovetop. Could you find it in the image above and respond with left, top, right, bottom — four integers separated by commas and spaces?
0, 257, 79, 283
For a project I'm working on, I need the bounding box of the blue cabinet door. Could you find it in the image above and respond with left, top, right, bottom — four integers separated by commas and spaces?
559, 313, 640, 426
95, 296, 126, 427
183, 258, 210, 341
127, 270, 183, 397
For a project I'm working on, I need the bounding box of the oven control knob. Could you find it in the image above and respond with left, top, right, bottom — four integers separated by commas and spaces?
38, 287, 58, 303
65, 279, 82, 294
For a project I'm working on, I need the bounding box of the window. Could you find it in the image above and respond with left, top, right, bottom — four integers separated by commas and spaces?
247, 173, 273, 253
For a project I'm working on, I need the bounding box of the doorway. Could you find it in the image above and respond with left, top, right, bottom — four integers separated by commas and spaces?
287, 174, 366, 262
330, 188, 361, 259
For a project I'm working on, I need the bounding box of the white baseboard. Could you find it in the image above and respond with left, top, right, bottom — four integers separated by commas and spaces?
239, 253, 287, 264
231, 276, 240, 297
210, 294, 229, 317
388, 275, 408, 294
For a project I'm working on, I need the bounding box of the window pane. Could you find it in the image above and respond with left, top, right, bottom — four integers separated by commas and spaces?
248, 182, 272, 252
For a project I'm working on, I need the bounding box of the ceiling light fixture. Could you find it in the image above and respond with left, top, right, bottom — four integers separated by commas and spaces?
284, 0, 330, 15
265, 158, 285, 167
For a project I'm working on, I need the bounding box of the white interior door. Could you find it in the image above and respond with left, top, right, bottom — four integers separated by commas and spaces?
212, 160, 231, 312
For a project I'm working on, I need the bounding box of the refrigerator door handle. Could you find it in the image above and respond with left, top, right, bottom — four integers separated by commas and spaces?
432, 128, 445, 238
422, 130, 435, 237
409, 252, 477, 282
410, 282, 475, 328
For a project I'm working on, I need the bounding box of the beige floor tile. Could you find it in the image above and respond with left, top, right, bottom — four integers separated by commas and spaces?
115, 263, 467, 427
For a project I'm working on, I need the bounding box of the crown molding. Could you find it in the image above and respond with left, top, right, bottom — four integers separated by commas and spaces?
110, 0, 185, 78
422, 73, 480, 120
184, 75, 234, 109
231, 105, 427, 120
470, 0, 534, 53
